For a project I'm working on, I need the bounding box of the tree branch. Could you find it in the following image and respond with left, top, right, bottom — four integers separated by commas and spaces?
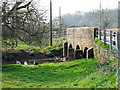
5, 24, 29, 45
17, 0, 32, 10
7, 2, 22, 16
7, 0, 32, 16
20, 27, 38, 36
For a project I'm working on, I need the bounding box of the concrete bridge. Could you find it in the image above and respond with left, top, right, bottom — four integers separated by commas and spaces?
63, 27, 120, 61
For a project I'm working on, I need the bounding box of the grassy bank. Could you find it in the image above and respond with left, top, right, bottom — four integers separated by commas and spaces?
2, 58, 117, 88
2, 43, 63, 64
41, 44, 63, 57
53, 37, 66, 41
94, 38, 110, 50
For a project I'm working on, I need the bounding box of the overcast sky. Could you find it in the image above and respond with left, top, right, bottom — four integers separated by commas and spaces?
38, 0, 119, 18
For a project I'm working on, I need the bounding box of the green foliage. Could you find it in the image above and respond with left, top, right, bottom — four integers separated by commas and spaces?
94, 38, 110, 50
53, 37, 66, 41
42, 44, 63, 57
2, 58, 117, 88
17, 42, 29, 48
12, 41, 40, 50
2, 40, 31, 49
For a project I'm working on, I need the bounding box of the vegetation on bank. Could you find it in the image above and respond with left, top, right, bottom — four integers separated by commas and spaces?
2, 36, 65, 50
94, 38, 110, 50
53, 37, 66, 41
2, 58, 117, 88
2, 42, 63, 63
41, 44, 63, 57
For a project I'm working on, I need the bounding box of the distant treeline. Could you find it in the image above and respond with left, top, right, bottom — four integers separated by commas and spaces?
61, 9, 118, 29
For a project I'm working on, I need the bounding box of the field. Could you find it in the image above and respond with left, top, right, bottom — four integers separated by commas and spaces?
2, 58, 117, 88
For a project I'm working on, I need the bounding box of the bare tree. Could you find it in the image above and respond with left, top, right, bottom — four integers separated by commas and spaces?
2, 0, 49, 48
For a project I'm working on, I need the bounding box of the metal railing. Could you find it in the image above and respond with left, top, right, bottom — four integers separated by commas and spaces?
95, 29, 119, 56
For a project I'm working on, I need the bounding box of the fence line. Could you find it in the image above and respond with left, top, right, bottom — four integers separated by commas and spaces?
95, 29, 119, 57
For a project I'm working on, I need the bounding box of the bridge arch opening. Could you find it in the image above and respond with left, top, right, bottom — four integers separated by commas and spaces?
76, 45, 80, 49
68, 44, 74, 59
87, 47, 94, 59
75, 45, 83, 59
63, 42, 68, 57
69, 44, 72, 48
83, 47, 88, 58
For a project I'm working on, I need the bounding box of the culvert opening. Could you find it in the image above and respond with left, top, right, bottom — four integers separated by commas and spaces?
76, 45, 80, 49
83, 47, 88, 58
75, 45, 83, 59
64, 42, 68, 57
68, 44, 74, 59
88, 47, 94, 59
69, 44, 72, 48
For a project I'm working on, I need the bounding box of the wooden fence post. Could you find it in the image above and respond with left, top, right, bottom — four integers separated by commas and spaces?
110, 30, 112, 51
104, 30, 106, 45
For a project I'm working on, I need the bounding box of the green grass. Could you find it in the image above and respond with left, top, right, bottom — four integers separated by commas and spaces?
94, 38, 110, 50
41, 44, 63, 57
2, 58, 117, 88
53, 37, 66, 41
2, 37, 65, 52
2, 41, 41, 51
